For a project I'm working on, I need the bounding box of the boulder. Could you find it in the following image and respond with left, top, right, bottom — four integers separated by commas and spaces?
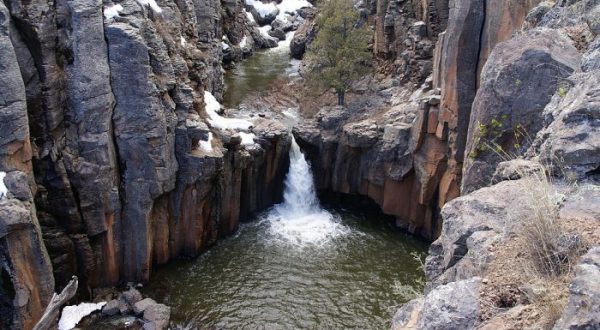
133, 298, 157, 315
290, 20, 315, 59
247, 1, 279, 26
463, 28, 580, 193
391, 298, 424, 330
271, 18, 293, 32
102, 299, 120, 316
491, 159, 545, 184
416, 278, 482, 330
536, 72, 600, 180
342, 120, 380, 148
122, 288, 143, 306
553, 247, 600, 330
250, 27, 279, 48
143, 303, 171, 330
426, 180, 529, 285
268, 27, 286, 40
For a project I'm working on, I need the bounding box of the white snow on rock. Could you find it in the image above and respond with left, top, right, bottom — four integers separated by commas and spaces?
239, 35, 247, 48
239, 132, 256, 146
103, 4, 123, 20
245, 10, 256, 24
277, 0, 311, 18
245, 0, 278, 19
198, 132, 214, 152
136, 0, 162, 13
180, 36, 187, 46
0, 172, 7, 200
221, 41, 230, 50
259, 25, 275, 40
58, 302, 106, 330
204, 91, 253, 130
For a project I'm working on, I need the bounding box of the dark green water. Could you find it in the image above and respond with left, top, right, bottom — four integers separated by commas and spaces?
143, 207, 427, 329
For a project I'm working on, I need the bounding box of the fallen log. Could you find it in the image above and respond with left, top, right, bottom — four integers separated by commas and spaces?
32, 276, 78, 330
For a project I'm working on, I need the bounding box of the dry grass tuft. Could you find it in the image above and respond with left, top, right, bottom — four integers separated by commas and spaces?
512, 166, 585, 278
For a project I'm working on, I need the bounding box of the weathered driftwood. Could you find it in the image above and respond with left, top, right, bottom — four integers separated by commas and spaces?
32, 276, 78, 330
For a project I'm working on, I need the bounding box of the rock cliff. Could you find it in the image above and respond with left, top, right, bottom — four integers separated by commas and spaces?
295, 0, 548, 239
0, 0, 292, 327
390, 0, 600, 328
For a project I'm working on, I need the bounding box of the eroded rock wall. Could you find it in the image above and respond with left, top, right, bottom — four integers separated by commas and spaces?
392, 0, 600, 328
0, 0, 291, 326
296, 0, 543, 240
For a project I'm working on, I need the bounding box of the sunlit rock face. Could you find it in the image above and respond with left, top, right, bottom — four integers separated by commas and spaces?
296, 0, 547, 241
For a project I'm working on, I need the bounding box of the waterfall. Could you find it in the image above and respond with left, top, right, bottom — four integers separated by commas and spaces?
277, 137, 321, 217
266, 136, 349, 246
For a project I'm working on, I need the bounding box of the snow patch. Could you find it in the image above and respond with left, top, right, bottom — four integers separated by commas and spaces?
245, 0, 278, 18
259, 25, 275, 40
221, 41, 230, 50
180, 36, 187, 46
103, 4, 123, 20
198, 132, 214, 152
282, 108, 299, 119
239, 35, 247, 48
239, 132, 256, 146
58, 302, 106, 330
136, 0, 162, 13
0, 172, 7, 200
277, 0, 311, 17
204, 91, 253, 130
245, 10, 256, 24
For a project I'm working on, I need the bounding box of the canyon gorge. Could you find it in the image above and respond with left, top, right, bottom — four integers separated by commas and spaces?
0, 0, 598, 328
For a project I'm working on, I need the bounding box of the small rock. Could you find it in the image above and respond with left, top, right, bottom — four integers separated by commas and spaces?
229, 134, 242, 146
133, 298, 157, 315
102, 299, 120, 316
122, 288, 143, 306
268, 28, 286, 40
118, 298, 131, 314
410, 21, 428, 39
143, 303, 171, 330
426, 95, 440, 105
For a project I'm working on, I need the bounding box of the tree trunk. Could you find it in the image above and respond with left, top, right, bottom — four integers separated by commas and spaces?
337, 91, 345, 106
33, 276, 78, 330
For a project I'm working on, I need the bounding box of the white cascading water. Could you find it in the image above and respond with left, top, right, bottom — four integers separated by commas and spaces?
266, 137, 349, 246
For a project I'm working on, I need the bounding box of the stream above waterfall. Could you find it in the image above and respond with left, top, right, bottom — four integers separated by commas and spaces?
222, 33, 300, 108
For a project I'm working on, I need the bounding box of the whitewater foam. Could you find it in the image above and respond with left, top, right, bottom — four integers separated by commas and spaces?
266, 137, 349, 246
